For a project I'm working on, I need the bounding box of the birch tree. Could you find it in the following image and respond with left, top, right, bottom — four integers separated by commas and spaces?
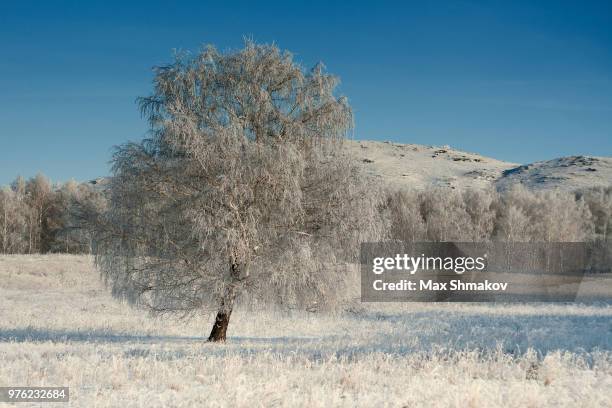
93, 41, 382, 341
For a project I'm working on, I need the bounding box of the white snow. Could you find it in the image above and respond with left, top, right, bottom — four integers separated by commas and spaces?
1, 255, 611, 407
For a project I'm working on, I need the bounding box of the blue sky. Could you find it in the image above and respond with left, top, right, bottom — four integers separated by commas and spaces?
1, 0, 611, 185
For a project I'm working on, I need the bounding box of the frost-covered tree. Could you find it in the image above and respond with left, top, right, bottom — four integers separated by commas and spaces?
462, 188, 498, 241
11, 176, 26, 196
50, 180, 105, 253
24, 173, 53, 253
494, 203, 533, 242
418, 188, 473, 241
494, 185, 591, 242
93, 42, 382, 341
0, 175, 106, 254
386, 188, 498, 243
0, 187, 28, 253
578, 186, 612, 241
385, 190, 426, 242
530, 191, 591, 242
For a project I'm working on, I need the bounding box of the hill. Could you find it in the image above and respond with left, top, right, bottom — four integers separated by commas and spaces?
347, 140, 612, 192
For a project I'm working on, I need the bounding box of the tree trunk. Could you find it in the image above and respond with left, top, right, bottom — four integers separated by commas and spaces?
208, 261, 245, 342
208, 306, 233, 342
208, 284, 237, 343
208, 288, 236, 342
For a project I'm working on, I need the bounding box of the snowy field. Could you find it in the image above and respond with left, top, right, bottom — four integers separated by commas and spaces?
1, 255, 611, 407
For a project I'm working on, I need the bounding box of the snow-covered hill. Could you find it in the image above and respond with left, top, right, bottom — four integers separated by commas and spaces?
347, 140, 612, 192
495, 155, 612, 192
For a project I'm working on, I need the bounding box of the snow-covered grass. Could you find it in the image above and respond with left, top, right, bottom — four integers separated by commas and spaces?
1, 255, 611, 407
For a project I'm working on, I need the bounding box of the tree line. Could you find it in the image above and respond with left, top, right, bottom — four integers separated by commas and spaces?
3, 173, 610, 254
385, 185, 612, 243
0, 174, 105, 254
2, 169, 609, 341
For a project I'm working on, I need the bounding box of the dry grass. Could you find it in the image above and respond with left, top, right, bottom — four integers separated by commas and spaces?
1, 255, 611, 407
